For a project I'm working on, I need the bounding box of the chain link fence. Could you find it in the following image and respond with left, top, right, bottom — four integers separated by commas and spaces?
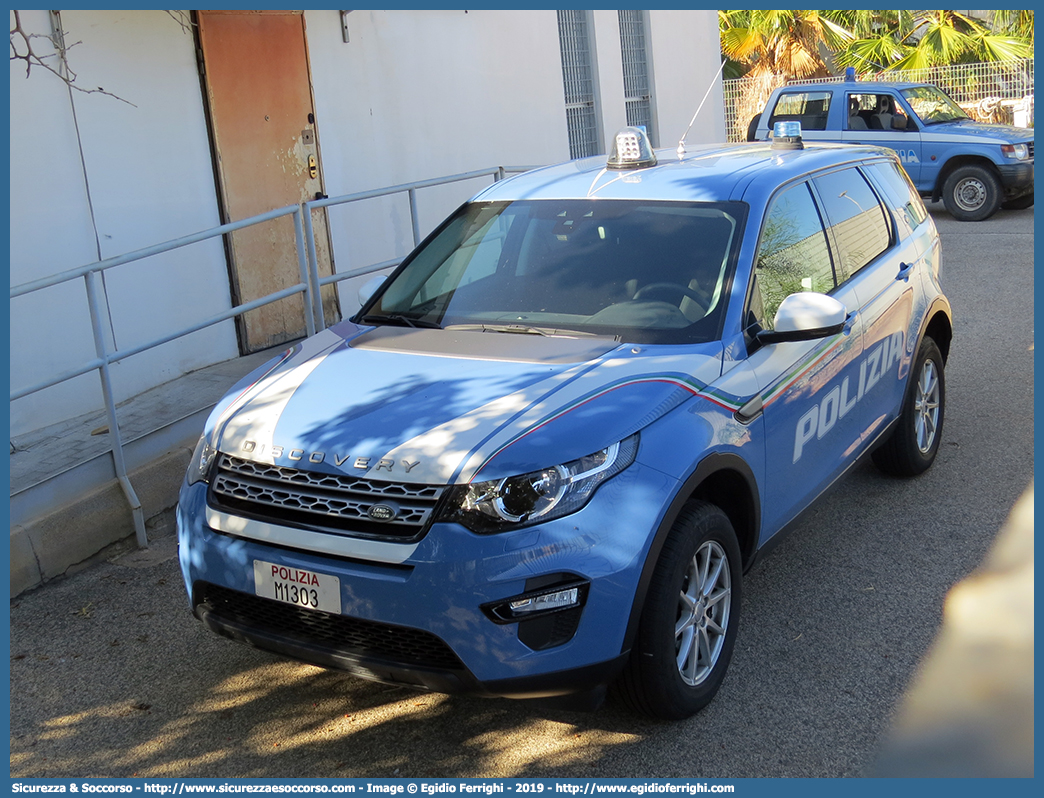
723, 58, 1035, 142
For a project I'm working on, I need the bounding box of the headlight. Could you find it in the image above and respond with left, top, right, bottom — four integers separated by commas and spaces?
186, 435, 218, 485
1002, 143, 1029, 160
440, 434, 639, 533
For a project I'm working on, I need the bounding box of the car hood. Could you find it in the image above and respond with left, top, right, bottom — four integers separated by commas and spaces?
920, 119, 1033, 143
206, 322, 724, 485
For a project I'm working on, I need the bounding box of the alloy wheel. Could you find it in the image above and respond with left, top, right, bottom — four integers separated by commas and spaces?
675, 540, 732, 686
914, 359, 941, 453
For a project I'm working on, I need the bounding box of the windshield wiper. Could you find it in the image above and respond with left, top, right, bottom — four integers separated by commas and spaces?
360, 313, 442, 329
444, 323, 616, 340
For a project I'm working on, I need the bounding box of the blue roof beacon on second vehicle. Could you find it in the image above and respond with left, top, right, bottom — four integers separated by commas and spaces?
177, 123, 953, 719
748, 75, 1034, 221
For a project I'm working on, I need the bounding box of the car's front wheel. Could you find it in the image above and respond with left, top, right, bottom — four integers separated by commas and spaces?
942, 165, 1002, 221
615, 501, 742, 719
872, 336, 945, 477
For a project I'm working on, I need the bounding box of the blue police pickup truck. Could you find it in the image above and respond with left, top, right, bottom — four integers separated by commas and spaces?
748, 80, 1034, 221
178, 126, 951, 719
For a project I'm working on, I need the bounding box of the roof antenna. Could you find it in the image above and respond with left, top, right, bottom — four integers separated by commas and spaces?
677, 59, 728, 160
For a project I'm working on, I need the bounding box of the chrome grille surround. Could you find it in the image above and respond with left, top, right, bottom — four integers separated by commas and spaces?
209, 454, 446, 540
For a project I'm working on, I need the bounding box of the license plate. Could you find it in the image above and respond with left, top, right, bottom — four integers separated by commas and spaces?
253, 560, 341, 614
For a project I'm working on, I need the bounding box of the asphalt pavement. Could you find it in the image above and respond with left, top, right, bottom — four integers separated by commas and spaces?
8, 202, 1034, 779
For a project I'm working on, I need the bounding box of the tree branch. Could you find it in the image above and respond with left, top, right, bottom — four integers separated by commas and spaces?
9, 10, 135, 105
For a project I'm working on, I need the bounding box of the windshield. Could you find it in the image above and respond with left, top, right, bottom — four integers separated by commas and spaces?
359, 199, 746, 345
900, 85, 970, 125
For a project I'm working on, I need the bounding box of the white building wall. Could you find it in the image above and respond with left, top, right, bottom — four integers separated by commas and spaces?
304, 9, 572, 312
647, 10, 728, 146
9, 9, 724, 437
9, 9, 238, 436
9, 10, 108, 434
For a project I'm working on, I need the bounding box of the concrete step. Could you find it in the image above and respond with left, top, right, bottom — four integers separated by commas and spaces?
9, 345, 286, 597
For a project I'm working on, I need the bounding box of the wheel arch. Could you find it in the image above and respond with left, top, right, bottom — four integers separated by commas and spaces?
919, 298, 953, 363
620, 452, 760, 655
931, 155, 1001, 202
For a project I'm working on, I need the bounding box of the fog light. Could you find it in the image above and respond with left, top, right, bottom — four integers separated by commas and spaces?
510, 588, 579, 614
482, 580, 589, 624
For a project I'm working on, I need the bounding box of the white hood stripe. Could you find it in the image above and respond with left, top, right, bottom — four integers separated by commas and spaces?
216, 336, 345, 458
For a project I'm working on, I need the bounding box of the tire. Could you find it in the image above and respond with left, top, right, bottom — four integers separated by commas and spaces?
615, 501, 742, 720
872, 337, 945, 477
1002, 192, 1034, 211
942, 165, 1002, 221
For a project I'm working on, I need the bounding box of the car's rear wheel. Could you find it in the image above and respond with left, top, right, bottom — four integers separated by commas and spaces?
615, 501, 741, 719
942, 165, 1002, 221
872, 336, 945, 477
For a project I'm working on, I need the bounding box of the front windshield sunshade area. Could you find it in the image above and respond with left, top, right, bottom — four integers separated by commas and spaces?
362, 199, 745, 344
901, 86, 970, 125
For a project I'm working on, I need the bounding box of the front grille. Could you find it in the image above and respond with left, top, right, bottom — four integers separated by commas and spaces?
1028, 141, 1034, 160
209, 454, 446, 540
196, 583, 465, 671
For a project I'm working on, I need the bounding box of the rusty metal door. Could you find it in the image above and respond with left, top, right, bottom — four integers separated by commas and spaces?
197, 10, 339, 353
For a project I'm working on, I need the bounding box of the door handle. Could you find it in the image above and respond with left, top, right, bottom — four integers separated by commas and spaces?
896, 261, 914, 282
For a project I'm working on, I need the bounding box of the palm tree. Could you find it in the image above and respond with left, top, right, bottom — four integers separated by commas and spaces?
718, 10, 853, 80
832, 10, 1033, 73
721, 10, 1034, 77
990, 10, 1034, 46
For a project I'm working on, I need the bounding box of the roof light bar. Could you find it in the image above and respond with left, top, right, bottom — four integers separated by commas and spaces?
771, 121, 804, 150
607, 126, 657, 170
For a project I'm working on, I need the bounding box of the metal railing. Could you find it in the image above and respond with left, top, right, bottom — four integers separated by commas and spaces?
723, 57, 1035, 142
9, 164, 537, 547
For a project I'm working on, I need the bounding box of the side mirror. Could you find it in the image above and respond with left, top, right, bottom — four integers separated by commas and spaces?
757, 292, 847, 345
357, 274, 386, 308
892, 113, 909, 131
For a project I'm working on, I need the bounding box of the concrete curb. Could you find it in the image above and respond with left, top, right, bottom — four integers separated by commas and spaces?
9, 444, 193, 598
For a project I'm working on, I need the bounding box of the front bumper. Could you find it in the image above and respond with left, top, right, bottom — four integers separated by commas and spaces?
177, 461, 676, 698
193, 581, 628, 698
998, 161, 1034, 197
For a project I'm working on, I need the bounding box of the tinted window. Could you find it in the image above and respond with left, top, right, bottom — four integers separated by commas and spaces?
812, 169, 891, 279
864, 160, 929, 239
368, 199, 746, 345
750, 182, 835, 330
768, 91, 832, 131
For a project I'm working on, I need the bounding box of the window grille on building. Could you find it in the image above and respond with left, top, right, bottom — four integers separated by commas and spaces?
557, 10, 601, 159
618, 10, 655, 146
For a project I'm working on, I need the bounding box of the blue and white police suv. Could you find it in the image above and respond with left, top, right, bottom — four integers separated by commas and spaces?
178, 125, 952, 719
749, 80, 1034, 221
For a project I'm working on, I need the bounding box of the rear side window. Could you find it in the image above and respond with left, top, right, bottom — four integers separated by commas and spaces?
749, 182, 835, 330
846, 93, 904, 131
768, 91, 832, 131
864, 160, 929, 239
812, 168, 891, 279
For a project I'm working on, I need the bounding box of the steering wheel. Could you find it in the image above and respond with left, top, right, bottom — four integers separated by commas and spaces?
633, 282, 707, 310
